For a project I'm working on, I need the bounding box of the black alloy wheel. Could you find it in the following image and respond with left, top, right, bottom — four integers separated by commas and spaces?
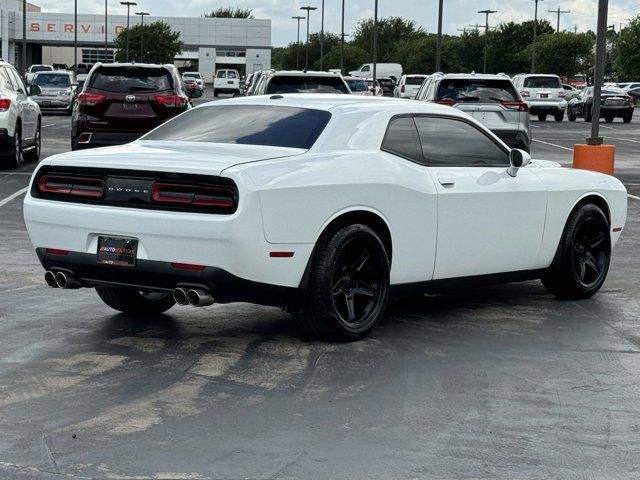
298, 223, 390, 341
542, 203, 611, 299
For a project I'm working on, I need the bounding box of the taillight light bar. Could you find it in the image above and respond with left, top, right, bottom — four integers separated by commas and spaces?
433, 99, 456, 106
152, 182, 236, 210
501, 101, 529, 112
0, 98, 11, 111
155, 94, 187, 107
77, 93, 106, 106
38, 175, 105, 198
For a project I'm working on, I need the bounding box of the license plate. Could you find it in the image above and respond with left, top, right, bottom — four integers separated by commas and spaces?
41, 100, 51, 106
97, 236, 138, 267
539, 93, 548, 98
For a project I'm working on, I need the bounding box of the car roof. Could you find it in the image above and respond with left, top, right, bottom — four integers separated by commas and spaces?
93, 62, 172, 69
202, 93, 468, 116
405, 74, 427, 77
519, 73, 560, 78
268, 70, 341, 77
436, 73, 512, 81
343, 76, 365, 80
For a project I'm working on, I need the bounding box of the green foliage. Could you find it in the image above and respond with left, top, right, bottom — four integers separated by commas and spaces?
530, 32, 594, 77
486, 21, 553, 74
203, 7, 253, 18
614, 15, 640, 80
114, 21, 182, 64
351, 17, 426, 61
314, 44, 370, 72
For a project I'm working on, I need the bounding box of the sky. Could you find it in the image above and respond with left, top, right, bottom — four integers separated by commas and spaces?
34, 0, 638, 46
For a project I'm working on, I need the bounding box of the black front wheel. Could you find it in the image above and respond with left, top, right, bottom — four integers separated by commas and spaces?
542, 204, 611, 300
23, 120, 41, 162
96, 286, 176, 314
554, 112, 564, 122
298, 223, 390, 341
538, 114, 548, 122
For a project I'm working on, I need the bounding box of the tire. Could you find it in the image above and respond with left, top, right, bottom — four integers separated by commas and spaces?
623, 113, 632, 124
96, 286, 176, 314
23, 119, 41, 163
605, 115, 614, 123
0, 126, 22, 169
541, 203, 611, 300
298, 223, 390, 342
538, 114, 547, 121
568, 111, 576, 121
554, 112, 564, 122
213, 90, 218, 97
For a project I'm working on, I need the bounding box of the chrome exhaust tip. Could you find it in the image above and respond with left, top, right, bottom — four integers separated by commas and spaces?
186, 288, 215, 307
54, 271, 81, 289
173, 288, 188, 305
44, 271, 58, 288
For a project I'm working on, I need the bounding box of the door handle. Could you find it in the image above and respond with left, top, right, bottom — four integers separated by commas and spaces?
438, 177, 455, 187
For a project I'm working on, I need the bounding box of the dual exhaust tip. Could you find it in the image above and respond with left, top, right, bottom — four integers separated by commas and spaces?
173, 287, 215, 307
45, 271, 81, 289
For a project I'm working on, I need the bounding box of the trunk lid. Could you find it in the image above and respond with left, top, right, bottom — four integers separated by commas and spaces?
48, 141, 306, 176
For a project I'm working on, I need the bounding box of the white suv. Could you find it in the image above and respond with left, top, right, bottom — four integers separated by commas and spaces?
251, 70, 351, 95
512, 74, 567, 122
394, 74, 427, 99
0, 60, 42, 169
213, 69, 240, 97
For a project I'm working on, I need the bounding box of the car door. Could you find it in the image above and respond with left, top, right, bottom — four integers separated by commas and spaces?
6, 66, 36, 142
413, 115, 547, 279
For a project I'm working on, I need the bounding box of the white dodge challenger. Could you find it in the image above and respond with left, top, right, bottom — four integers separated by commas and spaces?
24, 95, 627, 341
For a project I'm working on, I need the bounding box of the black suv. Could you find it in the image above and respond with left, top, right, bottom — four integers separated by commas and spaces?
71, 63, 192, 150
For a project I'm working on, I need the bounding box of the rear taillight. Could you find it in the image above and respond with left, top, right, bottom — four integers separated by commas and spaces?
400, 85, 405, 93
625, 96, 633, 103
433, 99, 456, 106
77, 93, 106, 106
0, 98, 11, 111
501, 101, 529, 112
38, 175, 105, 198
558, 91, 566, 97
152, 182, 236, 210
520, 90, 530, 98
155, 94, 186, 107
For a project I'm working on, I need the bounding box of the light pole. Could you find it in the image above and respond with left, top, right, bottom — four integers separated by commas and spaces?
105, 0, 108, 60
120, 1, 137, 62
372, 0, 378, 85
300, 6, 317, 70
319, 0, 325, 70
340, 0, 345, 73
531, 0, 543, 72
588, 0, 608, 144
292, 16, 305, 70
435, 0, 444, 72
135, 11, 149, 62
548, 7, 570, 32
478, 9, 497, 74
22, 0, 27, 74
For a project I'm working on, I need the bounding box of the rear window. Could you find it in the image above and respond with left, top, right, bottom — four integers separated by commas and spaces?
602, 89, 624, 95
33, 74, 71, 87
89, 67, 173, 93
31, 66, 53, 73
143, 105, 331, 149
183, 73, 200, 79
436, 79, 517, 103
267, 76, 349, 94
346, 79, 369, 92
523, 76, 561, 88
406, 77, 425, 85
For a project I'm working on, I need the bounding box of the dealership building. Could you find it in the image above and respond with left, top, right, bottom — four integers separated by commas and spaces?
0, 0, 272, 80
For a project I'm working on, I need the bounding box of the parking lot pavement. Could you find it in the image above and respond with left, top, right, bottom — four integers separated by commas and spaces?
1, 107, 640, 478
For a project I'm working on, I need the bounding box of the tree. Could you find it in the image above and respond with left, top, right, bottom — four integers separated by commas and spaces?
530, 32, 593, 77
614, 15, 640, 80
351, 17, 426, 62
114, 21, 182, 64
486, 20, 554, 74
203, 7, 253, 18
314, 44, 370, 72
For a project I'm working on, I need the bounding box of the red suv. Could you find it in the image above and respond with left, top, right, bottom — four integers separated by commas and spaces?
71, 63, 191, 150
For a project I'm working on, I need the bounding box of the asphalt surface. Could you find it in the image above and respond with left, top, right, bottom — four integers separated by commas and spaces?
1, 99, 640, 479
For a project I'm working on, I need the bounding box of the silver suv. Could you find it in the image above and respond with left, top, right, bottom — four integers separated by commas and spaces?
251, 70, 351, 95
30, 71, 76, 115
512, 74, 567, 122
415, 73, 530, 152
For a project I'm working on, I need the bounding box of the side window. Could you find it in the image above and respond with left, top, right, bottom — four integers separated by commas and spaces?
218, 71, 227, 79
6, 67, 24, 93
381, 116, 423, 163
361, 65, 370, 72
414, 116, 509, 167
0, 67, 13, 91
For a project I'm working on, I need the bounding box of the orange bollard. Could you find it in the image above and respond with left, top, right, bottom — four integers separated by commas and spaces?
573, 144, 615, 175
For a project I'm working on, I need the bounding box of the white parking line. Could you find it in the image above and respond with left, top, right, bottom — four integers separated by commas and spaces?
609, 137, 640, 144
532, 138, 574, 152
628, 194, 640, 201
0, 171, 32, 175
42, 123, 59, 128
0, 187, 27, 207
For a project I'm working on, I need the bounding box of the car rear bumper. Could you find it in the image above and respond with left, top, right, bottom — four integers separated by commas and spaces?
34, 97, 72, 110
527, 101, 567, 114
600, 106, 634, 116
0, 128, 13, 153
73, 131, 145, 149
36, 248, 299, 307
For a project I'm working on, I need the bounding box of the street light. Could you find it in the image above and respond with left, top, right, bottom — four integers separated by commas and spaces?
300, 6, 317, 70
73, 0, 77, 76
292, 16, 305, 70
435, 0, 444, 72
531, 0, 543, 72
340, 0, 345, 73
105, 0, 108, 60
372, 0, 378, 84
22, 0, 28, 75
135, 11, 149, 62
120, 1, 137, 62
319, 0, 325, 70
478, 9, 497, 74
588, 0, 609, 144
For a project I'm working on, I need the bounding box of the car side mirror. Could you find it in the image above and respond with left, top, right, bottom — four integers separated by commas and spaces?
187, 88, 202, 99
508, 149, 531, 177
29, 85, 41, 96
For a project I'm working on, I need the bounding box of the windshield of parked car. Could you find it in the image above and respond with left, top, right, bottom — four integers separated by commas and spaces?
183, 73, 201, 80
436, 79, 518, 102
523, 76, 562, 88
33, 73, 71, 87
267, 76, 349, 94
406, 77, 425, 85
346, 79, 369, 92
89, 67, 173, 92
143, 105, 331, 149
31, 66, 53, 73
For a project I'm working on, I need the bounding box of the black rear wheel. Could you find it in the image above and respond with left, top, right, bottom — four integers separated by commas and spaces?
298, 223, 390, 341
542, 204, 611, 300
554, 112, 564, 122
538, 114, 548, 122
96, 286, 176, 314
23, 119, 41, 162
